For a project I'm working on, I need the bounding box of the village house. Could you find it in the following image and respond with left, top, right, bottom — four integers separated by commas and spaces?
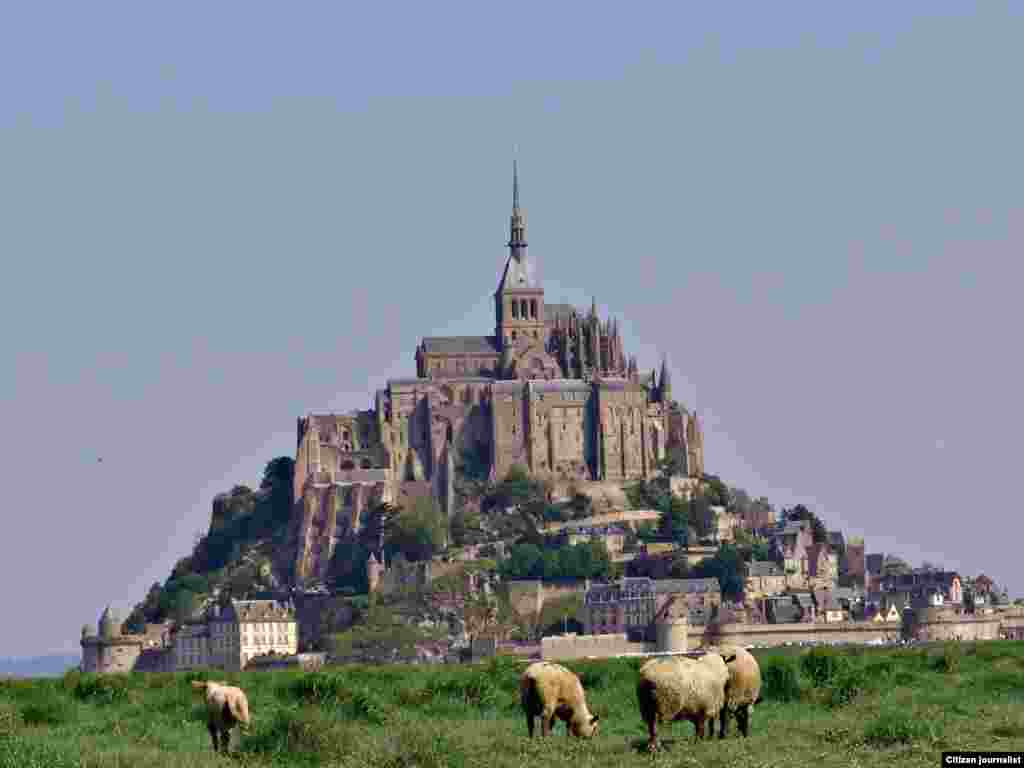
812, 589, 845, 623
881, 570, 963, 607
805, 543, 839, 589
583, 576, 722, 637
558, 524, 628, 554
745, 561, 786, 599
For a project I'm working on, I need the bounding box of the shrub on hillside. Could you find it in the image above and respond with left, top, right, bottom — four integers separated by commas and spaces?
760, 656, 802, 702
73, 673, 129, 705
801, 647, 849, 687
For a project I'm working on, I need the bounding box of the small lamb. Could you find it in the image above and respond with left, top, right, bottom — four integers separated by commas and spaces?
520, 661, 600, 739
191, 679, 251, 753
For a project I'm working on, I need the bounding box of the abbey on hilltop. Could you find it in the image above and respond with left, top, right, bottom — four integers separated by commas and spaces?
290, 164, 706, 584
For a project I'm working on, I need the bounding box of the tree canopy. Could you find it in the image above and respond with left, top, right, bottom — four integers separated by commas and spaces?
385, 495, 448, 562
498, 540, 612, 581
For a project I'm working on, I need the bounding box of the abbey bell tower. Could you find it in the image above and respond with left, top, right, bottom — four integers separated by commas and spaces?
495, 160, 545, 350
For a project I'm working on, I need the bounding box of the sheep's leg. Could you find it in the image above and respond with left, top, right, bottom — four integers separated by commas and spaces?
706, 714, 716, 740
526, 713, 535, 738
694, 715, 706, 742
719, 707, 729, 739
541, 709, 553, 737
737, 705, 750, 738
207, 722, 219, 752
646, 717, 658, 752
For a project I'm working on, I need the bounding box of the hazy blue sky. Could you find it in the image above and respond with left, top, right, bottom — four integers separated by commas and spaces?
2, 2, 1022, 657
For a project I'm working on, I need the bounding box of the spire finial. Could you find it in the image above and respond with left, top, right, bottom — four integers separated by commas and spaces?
513, 154, 519, 210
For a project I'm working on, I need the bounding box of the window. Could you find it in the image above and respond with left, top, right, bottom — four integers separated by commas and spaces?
512, 301, 519, 319
530, 299, 537, 318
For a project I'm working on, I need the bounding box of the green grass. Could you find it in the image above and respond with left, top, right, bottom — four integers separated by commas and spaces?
2, 641, 1024, 767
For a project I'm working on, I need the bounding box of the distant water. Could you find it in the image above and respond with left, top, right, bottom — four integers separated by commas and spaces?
0, 654, 81, 678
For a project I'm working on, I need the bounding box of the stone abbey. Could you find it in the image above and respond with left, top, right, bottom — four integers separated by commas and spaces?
291, 166, 705, 584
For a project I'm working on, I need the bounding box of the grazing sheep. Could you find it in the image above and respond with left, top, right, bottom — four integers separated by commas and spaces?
708, 645, 762, 739
636, 651, 736, 752
191, 680, 251, 753
520, 661, 600, 739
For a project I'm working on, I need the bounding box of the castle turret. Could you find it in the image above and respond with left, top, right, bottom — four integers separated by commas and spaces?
655, 596, 689, 653
98, 605, 121, 639
659, 356, 672, 403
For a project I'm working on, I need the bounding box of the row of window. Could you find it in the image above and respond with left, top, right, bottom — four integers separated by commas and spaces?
510, 299, 538, 320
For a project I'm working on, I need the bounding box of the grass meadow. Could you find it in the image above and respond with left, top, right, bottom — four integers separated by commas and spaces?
2, 641, 1024, 767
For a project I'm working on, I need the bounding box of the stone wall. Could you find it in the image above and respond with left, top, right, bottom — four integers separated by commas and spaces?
543, 509, 661, 533
80, 637, 144, 674
904, 612, 1002, 642
542, 633, 651, 660
502, 579, 590, 617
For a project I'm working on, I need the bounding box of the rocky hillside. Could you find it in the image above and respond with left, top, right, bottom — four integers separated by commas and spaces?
124, 457, 297, 632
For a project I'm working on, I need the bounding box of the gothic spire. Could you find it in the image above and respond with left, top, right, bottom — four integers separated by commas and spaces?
513, 157, 520, 210
659, 355, 672, 401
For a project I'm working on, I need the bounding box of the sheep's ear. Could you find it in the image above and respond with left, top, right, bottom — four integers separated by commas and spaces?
723, 654, 737, 664
590, 715, 599, 724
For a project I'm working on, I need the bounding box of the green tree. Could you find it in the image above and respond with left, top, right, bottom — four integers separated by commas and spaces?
688, 495, 719, 540
659, 494, 690, 545
636, 521, 658, 543
785, 504, 828, 544
385, 495, 447, 561
499, 543, 544, 580
700, 474, 731, 507
329, 537, 371, 593
690, 543, 745, 601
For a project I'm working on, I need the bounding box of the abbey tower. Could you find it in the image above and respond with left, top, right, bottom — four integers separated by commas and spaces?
290, 165, 706, 585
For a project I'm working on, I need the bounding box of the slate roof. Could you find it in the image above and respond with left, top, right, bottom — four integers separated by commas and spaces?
866, 554, 884, 574
227, 600, 295, 622
496, 253, 539, 292
421, 336, 501, 355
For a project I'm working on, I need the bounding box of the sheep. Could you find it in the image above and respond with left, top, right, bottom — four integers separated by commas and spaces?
519, 661, 600, 739
636, 651, 736, 752
191, 680, 251, 753
707, 644, 762, 739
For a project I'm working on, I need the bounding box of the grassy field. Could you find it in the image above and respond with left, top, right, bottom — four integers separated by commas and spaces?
2, 641, 1024, 767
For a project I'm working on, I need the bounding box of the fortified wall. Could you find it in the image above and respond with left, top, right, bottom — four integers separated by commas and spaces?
503, 579, 591, 617
539, 613, 1005, 662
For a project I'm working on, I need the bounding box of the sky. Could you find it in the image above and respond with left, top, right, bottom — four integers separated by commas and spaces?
1, 1, 1022, 658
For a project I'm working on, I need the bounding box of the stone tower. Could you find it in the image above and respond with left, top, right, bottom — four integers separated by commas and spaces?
658, 356, 672, 403
686, 412, 705, 478
655, 596, 689, 653
98, 605, 121, 639
495, 160, 546, 351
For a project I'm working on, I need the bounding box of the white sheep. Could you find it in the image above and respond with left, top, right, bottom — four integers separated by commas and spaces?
519, 661, 600, 739
635, 651, 736, 751
191, 680, 251, 753
708, 644, 762, 739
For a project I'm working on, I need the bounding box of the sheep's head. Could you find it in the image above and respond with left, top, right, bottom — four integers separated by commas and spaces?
571, 714, 600, 739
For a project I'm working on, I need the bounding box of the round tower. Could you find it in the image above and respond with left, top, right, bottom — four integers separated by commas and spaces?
98, 605, 121, 639
655, 597, 689, 653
